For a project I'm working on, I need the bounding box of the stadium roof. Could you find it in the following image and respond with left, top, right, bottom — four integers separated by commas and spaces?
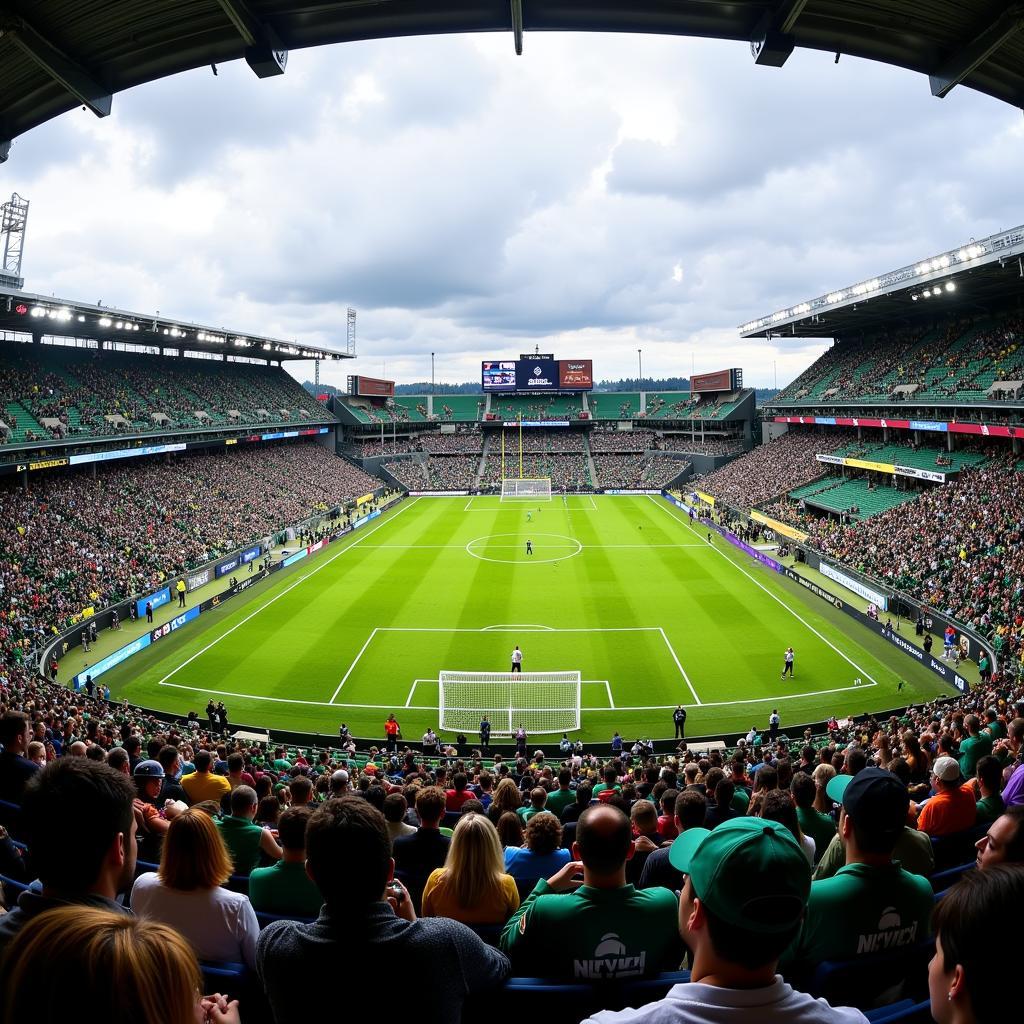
0, 286, 353, 360
3, 2, 1024, 162
740, 224, 1024, 339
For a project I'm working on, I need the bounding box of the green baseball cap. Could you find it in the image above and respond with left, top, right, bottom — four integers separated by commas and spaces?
668, 818, 811, 932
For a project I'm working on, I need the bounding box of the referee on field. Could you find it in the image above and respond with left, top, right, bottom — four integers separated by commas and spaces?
673, 705, 687, 740
511, 645, 523, 673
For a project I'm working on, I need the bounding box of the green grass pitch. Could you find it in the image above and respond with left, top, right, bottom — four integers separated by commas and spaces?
100, 494, 951, 743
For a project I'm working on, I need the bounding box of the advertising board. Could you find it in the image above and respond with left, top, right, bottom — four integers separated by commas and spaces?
558, 359, 593, 390
481, 361, 517, 391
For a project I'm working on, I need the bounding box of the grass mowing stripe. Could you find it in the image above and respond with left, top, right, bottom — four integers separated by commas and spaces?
649, 495, 880, 686
155, 498, 420, 689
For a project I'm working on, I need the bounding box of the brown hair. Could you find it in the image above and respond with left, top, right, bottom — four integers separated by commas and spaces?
415, 786, 446, 825
496, 811, 524, 848
491, 777, 523, 817
524, 811, 562, 855
2, 906, 201, 1024
158, 808, 233, 890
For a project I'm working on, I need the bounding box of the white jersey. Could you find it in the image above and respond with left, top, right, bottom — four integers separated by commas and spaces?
511, 648, 523, 665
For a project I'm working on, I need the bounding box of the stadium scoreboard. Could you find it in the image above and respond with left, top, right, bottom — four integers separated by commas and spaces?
691, 368, 743, 393
481, 357, 593, 392
347, 375, 395, 397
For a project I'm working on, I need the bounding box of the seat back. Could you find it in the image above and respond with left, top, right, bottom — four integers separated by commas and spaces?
930, 825, 986, 872
929, 861, 975, 893
808, 939, 933, 1009
255, 910, 316, 930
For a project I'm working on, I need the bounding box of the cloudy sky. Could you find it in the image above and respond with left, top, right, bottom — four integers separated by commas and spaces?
5, 30, 1023, 390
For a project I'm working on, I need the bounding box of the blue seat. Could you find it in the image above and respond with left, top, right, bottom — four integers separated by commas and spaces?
865, 999, 932, 1023
442, 811, 462, 830
465, 971, 690, 1024
929, 861, 974, 893
223, 873, 250, 895
199, 961, 247, 998
0, 799, 23, 838
930, 824, 986, 872
0, 872, 32, 908
807, 939, 933, 1009
468, 922, 504, 947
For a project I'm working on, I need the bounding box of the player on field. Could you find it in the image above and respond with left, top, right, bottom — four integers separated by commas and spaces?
782, 646, 795, 679
526, 539, 533, 556
527, 511, 532, 522
511, 645, 523, 673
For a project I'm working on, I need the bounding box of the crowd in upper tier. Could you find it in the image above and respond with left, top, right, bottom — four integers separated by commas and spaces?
0, 345, 331, 445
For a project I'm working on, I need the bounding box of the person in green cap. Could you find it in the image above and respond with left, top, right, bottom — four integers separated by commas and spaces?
582, 817, 867, 1023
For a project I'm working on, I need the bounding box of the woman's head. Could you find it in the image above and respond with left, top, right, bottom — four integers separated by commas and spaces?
2, 906, 202, 1024
930, 864, 1024, 1024
496, 810, 524, 849
159, 807, 233, 890
442, 812, 505, 908
524, 811, 563, 855
492, 777, 522, 815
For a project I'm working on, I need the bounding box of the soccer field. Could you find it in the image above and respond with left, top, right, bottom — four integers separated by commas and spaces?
101, 494, 951, 743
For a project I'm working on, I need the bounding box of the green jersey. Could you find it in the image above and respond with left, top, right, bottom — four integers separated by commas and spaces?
796, 805, 837, 861
544, 788, 575, 818
500, 879, 681, 980
813, 826, 934, 881
959, 734, 992, 779
249, 860, 323, 917
786, 862, 933, 969
976, 793, 1005, 824
215, 814, 265, 874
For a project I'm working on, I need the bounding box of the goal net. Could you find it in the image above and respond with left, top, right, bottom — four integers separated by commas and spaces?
501, 477, 551, 501
439, 671, 581, 735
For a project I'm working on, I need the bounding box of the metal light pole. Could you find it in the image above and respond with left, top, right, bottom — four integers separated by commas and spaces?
431, 352, 435, 395
638, 349, 643, 385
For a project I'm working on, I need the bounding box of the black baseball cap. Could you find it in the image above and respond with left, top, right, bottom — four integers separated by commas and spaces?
827, 767, 908, 841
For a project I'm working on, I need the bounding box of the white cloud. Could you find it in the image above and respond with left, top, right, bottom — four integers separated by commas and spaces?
4, 31, 1021, 391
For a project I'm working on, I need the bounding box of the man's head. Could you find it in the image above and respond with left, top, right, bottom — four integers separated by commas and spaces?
382, 793, 408, 824
227, 752, 245, 775
157, 745, 180, 777
669, 817, 810, 972
277, 805, 314, 855
305, 798, 392, 911
415, 786, 446, 827
229, 785, 258, 819
975, 807, 1024, 869
529, 787, 547, 810
0, 712, 31, 756
329, 769, 350, 795
790, 771, 816, 810
193, 750, 213, 774
964, 714, 981, 737
827, 768, 909, 858
630, 799, 658, 837
931, 756, 962, 791
573, 804, 633, 880
290, 777, 314, 805
675, 789, 708, 831
21, 759, 137, 896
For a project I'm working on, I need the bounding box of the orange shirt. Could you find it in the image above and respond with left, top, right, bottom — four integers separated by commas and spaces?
917, 786, 976, 837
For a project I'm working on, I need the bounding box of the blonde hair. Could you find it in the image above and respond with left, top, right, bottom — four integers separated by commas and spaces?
812, 763, 836, 788
434, 812, 506, 910
491, 777, 522, 816
159, 807, 233, 890
2, 906, 201, 1023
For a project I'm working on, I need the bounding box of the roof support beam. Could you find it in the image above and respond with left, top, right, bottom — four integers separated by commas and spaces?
750, 0, 808, 67
929, 3, 1024, 99
510, 0, 524, 55
214, 0, 288, 78
0, 13, 111, 117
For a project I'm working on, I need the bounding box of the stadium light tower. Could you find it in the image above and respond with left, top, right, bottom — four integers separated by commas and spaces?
637, 348, 643, 384
0, 192, 29, 290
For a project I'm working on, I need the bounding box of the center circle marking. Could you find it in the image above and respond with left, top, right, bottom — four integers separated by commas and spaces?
465, 532, 583, 565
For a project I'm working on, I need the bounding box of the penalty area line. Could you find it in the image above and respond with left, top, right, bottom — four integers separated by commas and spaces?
649, 496, 880, 686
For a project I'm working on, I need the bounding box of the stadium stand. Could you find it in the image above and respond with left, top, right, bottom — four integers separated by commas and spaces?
698, 430, 851, 507
488, 395, 585, 421
770, 313, 1024, 409
0, 344, 333, 444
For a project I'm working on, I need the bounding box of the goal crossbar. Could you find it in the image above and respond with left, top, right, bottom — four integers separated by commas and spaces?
439, 670, 580, 735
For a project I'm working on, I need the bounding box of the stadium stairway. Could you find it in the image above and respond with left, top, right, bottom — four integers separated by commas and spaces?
474, 433, 492, 489
584, 433, 598, 487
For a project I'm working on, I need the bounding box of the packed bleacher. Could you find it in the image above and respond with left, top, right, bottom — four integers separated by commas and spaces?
698, 430, 850, 507
0, 661, 1021, 1022
480, 453, 590, 491
0, 443, 378, 666
771, 312, 1024, 408
657, 435, 744, 456
0, 345, 333, 446
592, 453, 687, 490
589, 429, 657, 452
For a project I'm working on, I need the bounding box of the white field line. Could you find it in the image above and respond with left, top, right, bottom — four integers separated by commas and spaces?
330, 627, 380, 702
605, 681, 616, 708
159, 678, 872, 713
357, 542, 705, 550
374, 626, 664, 633
155, 498, 420, 690
405, 679, 419, 707
649, 496, 880, 686
657, 627, 702, 705
482, 624, 555, 631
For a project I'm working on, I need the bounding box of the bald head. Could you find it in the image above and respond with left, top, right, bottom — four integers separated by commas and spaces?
575, 804, 632, 875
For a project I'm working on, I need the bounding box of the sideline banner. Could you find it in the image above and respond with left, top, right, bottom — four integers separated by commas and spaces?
136, 587, 170, 619
73, 634, 151, 688
820, 561, 889, 610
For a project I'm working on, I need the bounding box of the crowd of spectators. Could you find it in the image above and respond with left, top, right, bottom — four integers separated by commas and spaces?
657, 435, 744, 456
0, 443, 379, 674
698, 430, 850, 507
0, 663, 1022, 1021
589, 429, 656, 452
804, 457, 1024, 664
772, 312, 1024, 408
480, 454, 590, 491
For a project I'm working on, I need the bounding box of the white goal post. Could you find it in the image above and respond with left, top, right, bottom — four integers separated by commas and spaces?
438, 671, 581, 735
500, 477, 552, 501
